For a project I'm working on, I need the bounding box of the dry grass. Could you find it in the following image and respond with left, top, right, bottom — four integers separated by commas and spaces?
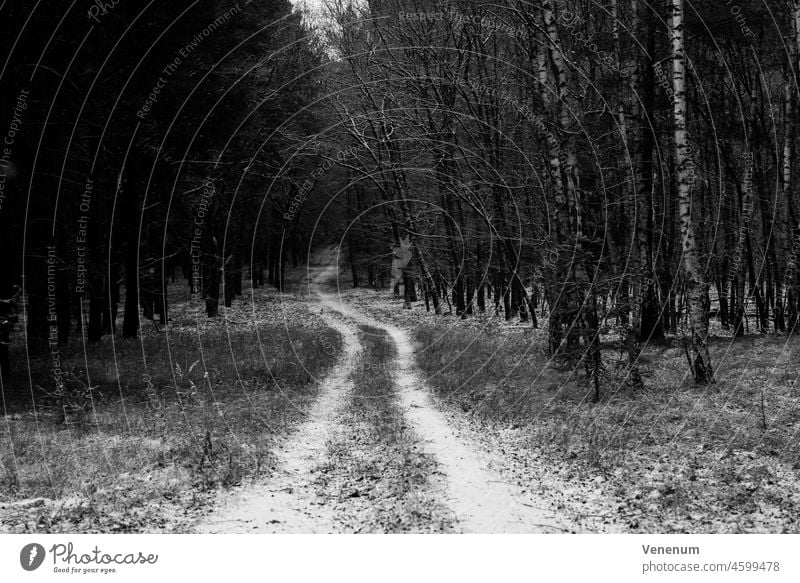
0, 314, 340, 533
413, 325, 800, 532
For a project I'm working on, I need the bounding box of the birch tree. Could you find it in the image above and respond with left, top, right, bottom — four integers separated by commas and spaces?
670, 0, 713, 383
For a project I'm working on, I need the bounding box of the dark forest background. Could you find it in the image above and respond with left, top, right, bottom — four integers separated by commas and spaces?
2, 0, 800, 398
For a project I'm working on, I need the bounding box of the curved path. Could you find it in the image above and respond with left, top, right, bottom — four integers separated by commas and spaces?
316, 277, 568, 533
194, 264, 360, 533
195, 254, 569, 533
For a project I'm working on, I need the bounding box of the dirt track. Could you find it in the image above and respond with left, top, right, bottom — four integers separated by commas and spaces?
194, 255, 572, 533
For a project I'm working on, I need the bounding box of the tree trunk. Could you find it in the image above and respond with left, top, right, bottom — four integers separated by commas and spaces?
122, 246, 139, 339
87, 275, 104, 342
670, 0, 713, 383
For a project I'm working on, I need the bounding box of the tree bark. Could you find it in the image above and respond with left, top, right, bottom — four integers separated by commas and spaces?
670, 0, 713, 383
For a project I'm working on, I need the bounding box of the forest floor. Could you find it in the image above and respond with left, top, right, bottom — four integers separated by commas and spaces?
2, 248, 800, 533
0, 269, 342, 533
331, 275, 800, 533
193, 248, 800, 533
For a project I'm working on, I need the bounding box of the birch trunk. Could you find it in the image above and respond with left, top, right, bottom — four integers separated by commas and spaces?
784, 4, 800, 331
541, 0, 602, 400
670, 0, 713, 383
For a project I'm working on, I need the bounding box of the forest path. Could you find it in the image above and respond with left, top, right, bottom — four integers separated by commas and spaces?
314, 259, 568, 533
195, 250, 569, 533
193, 262, 360, 533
